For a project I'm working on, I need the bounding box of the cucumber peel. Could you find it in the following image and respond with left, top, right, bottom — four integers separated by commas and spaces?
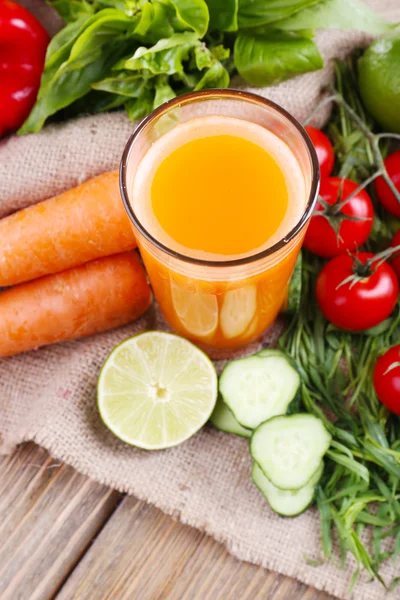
252, 460, 324, 517
210, 395, 252, 438
251, 414, 331, 490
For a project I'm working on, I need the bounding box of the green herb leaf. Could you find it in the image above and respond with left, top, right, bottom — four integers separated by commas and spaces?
153, 75, 177, 107
48, 0, 95, 22
19, 9, 133, 134
167, 0, 210, 37
194, 60, 229, 89
123, 32, 200, 74
92, 73, 148, 97
237, 0, 319, 29
234, 30, 323, 86
125, 88, 154, 120
205, 0, 238, 31
277, 0, 394, 34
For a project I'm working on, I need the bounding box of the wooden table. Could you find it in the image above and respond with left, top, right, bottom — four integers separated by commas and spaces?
0, 443, 336, 600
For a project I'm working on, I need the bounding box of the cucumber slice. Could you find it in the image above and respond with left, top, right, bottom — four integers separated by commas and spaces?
251, 414, 331, 490
219, 350, 300, 429
252, 460, 324, 517
210, 396, 252, 438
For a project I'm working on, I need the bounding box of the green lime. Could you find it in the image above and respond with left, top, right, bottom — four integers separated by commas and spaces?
97, 331, 218, 450
358, 33, 400, 133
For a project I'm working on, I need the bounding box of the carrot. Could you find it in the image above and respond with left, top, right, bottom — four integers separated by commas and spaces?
0, 171, 137, 287
0, 252, 152, 358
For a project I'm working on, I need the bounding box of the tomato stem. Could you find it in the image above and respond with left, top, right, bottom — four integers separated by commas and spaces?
336, 172, 382, 209
302, 94, 338, 127
304, 87, 400, 208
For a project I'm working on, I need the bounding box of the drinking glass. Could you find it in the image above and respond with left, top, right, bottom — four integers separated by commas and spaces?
120, 89, 319, 357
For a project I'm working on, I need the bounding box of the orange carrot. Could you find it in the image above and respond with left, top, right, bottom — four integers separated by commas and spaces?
0, 252, 152, 357
0, 171, 137, 287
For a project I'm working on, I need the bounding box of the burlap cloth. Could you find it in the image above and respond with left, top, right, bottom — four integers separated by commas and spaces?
1, 2, 400, 598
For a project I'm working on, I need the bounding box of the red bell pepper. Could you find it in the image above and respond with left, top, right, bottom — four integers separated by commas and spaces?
0, 0, 49, 137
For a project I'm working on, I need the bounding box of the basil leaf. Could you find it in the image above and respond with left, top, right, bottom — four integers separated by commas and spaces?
133, 3, 176, 43
167, 0, 210, 37
205, 0, 238, 31
45, 15, 93, 69
20, 10, 132, 134
211, 44, 231, 61
277, 0, 394, 34
234, 30, 323, 86
125, 89, 155, 120
62, 90, 128, 117
48, 0, 94, 23
123, 32, 200, 74
154, 76, 177, 107
92, 73, 148, 97
93, 0, 140, 15
194, 60, 229, 89
194, 44, 214, 69
237, 0, 319, 29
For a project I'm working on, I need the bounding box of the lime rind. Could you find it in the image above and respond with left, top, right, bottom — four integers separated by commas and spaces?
97, 331, 218, 450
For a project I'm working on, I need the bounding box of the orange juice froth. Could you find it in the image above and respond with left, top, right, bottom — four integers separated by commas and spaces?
132, 116, 306, 260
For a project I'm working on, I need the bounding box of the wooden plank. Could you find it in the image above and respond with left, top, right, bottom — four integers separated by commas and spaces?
0, 443, 121, 600
58, 495, 336, 600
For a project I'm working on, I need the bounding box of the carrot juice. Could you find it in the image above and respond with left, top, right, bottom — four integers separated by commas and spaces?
120, 90, 319, 355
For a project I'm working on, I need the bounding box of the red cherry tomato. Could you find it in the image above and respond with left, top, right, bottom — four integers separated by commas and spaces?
373, 345, 400, 415
391, 229, 400, 280
374, 151, 400, 218
316, 253, 399, 331
303, 177, 374, 258
305, 126, 335, 179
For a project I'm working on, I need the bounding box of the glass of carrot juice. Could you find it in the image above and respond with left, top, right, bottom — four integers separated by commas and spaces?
120, 90, 319, 357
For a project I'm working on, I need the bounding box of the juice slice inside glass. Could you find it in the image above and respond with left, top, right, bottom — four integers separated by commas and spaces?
130, 115, 307, 351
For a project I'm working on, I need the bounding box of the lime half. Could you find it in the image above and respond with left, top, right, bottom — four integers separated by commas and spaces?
97, 331, 218, 449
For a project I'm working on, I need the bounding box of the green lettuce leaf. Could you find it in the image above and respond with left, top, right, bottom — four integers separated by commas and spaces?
123, 32, 200, 74
276, 0, 394, 34
234, 30, 323, 85
205, 0, 238, 31
167, 0, 210, 37
237, 0, 319, 29
154, 75, 177, 107
194, 60, 229, 88
125, 89, 155, 119
19, 10, 133, 133
92, 73, 148, 97
48, 0, 94, 22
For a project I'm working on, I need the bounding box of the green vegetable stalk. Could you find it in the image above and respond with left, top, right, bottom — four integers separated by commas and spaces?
20, 0, 393, 134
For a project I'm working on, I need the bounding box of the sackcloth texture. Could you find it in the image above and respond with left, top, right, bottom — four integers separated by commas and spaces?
0, 2, 399, 598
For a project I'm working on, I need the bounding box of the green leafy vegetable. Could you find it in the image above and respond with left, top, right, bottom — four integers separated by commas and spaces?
205, 0, 238, 31
234, 30, 323, 86
237, 0, 319, 29
278, 0, 395, 34
122, 32, 200, 74
48, 0, 94, 22
20, 9, 134, 133
167, 0, 210, 37
20, 0, 391, 133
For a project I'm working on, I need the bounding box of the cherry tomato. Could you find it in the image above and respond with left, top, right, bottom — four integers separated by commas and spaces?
373, 345, 400, 415
374, 151, 400, 218
316, 253, 399, 331
391, 229, 400, 280
305, 126, 335, 179
303, 177, 374, 258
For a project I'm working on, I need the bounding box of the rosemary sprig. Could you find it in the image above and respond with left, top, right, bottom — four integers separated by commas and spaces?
280, 56, 400, 588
